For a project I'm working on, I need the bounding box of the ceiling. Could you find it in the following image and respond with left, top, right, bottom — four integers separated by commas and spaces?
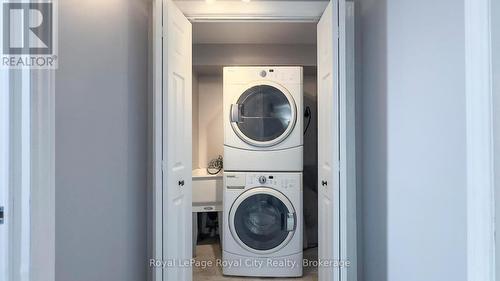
193, 22, 316, 44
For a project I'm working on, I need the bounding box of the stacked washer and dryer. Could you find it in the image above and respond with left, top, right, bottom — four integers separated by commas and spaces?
222, 67, 304, 277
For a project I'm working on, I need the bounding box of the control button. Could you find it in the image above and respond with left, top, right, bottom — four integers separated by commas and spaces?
258, 176, 267, 184
260, 70, 267, 78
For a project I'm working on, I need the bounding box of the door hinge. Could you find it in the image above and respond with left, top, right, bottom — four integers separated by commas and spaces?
0, 207, 4, 225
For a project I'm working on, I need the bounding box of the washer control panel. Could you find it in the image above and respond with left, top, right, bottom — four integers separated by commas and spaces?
247, 173, 299, 190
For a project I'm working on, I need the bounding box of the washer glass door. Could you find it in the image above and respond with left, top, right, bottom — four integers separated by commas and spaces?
231, 85, 295, 146
232, 192, 295, 251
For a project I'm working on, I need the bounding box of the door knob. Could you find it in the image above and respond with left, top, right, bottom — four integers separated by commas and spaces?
178, 180, 185, 187
321, 180, 328, 186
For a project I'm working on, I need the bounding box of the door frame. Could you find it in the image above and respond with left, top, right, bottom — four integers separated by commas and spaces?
175, 0, 329, 22
464, 0, 496, 281
151, 1, 164, 281
1, 68, 55, 281
1, 70, 34, 281
151, 1, 355, 281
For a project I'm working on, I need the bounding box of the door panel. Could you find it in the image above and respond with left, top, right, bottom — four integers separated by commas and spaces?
162, 1, 192, 280
319, 196, 334, 281
318, 1, 357, 281
317, 1, 341, 281
0, 68, 8, 281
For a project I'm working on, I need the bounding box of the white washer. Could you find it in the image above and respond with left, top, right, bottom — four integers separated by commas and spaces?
222, 172, 303, 277
223, 67, 303, 171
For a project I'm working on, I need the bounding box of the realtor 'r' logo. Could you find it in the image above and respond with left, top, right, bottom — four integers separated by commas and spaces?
2, 2, 53, 55
1, 0, 57, 68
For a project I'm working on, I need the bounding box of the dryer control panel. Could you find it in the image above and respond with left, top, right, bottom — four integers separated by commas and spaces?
247, 173, 300, 190
223, 66, 303, 85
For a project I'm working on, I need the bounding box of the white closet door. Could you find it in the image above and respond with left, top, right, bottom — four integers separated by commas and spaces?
0, 67, 9, 281
162, 1, 193, 281
317, 2, 340, 280
318, 1, 356, 281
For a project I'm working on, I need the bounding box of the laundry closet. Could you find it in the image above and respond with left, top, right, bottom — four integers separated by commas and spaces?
154, 1, 356, 281
190, 21, 319, 280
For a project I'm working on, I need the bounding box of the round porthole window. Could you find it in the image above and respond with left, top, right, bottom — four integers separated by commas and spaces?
231, 84, 296, 146
229, 188, 296, 254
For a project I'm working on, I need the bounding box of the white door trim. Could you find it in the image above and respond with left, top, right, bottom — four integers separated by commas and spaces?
175, 0, 328, 22
152, 2, 356, 281
20, 69, 32, 281
464, 0, 495, 281
3, 69, 34, 281
30, 71, 55, 281
339, 2, 357, 281
3, 70, 55, 281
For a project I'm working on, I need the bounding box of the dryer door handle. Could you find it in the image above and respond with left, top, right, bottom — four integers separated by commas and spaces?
230, 104, 242, 123
286, 213, 296, 231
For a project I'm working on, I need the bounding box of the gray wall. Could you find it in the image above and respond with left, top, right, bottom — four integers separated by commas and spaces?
357, 0, 467, 280
357, 0, 387, 279
53, 0, 473, 280
192, 71, 200, 169
193, 75, 224, 169
193, 44, 317, 67
303, 75, 318, 247
55, 1, 150, 281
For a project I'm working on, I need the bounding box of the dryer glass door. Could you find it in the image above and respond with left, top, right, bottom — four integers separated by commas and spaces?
232, 85, 295, 146
233, 193, 295, 251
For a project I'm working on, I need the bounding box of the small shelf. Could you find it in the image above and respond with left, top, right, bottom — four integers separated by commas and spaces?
192, 202, 222, 213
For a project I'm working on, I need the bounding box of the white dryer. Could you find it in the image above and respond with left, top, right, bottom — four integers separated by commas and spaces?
223, 66, 303, 171
222, 172, 303, 277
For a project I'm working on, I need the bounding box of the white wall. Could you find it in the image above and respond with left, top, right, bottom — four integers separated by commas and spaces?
195, 75, 224, 169
55, 1, 149, 281
358, 0, 467, 280
493, 0, 500, 278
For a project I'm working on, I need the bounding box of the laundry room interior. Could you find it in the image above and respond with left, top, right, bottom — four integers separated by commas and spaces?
190, 21, 320, 280
45, 0, 479, 281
